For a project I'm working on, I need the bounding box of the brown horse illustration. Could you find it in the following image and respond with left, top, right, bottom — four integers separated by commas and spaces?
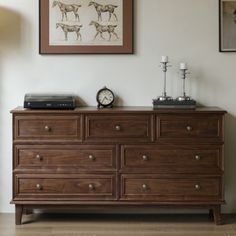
56, 23, 83, 41
89, 21, 118, 41
88, 1, 118, 21
53, 1, 82, 21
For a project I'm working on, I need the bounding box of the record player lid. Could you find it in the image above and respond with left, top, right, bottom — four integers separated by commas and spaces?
24, 94, 76, 102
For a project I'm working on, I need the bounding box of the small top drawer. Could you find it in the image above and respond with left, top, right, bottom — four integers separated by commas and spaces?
14, 115, 81, 140
157, 115, 223, 141
85, 115, 153, 142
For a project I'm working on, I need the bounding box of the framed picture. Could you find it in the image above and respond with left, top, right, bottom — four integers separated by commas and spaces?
219, 0, 236, 52
39, 0, 133, 54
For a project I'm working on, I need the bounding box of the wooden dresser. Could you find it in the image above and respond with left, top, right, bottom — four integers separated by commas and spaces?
11, 107, 226, 225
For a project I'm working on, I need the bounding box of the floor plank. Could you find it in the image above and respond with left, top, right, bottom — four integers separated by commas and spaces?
0, 214, 235, 236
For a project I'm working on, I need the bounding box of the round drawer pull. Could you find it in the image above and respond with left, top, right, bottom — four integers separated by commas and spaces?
142, 155, 148, 161
195, 184, 201, 190
36, 154, 43, 161
195, 155, 201, 161
44, 126, 51, 132
88, 184, 95, 191
89, 155, 96, 161
142, 184, 148, 191
115, 125, 121, 131
36, 184, 42, 190
186, 126, 192, 131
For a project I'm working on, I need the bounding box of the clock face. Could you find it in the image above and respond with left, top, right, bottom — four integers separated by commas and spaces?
97, 88, 114, 107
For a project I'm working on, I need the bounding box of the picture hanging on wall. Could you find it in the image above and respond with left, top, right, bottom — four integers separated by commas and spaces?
219, 0, 236, 52
39, 0, 133, 54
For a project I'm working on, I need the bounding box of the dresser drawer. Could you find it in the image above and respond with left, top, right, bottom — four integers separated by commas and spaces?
121, 175, 222, 201
121, 145, 222, 173
14, 174, 116, 200
14, 115, 81, 140
85, 115, 153, 142
157, 115, 223, 141
14, 145, 116, 171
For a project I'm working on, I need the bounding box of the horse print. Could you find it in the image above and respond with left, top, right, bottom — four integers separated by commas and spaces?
88, 1, 118, 21
52, 1, 82, 22
89, 21, 119, 41
49, 0, 124, 47
56, 23, 83, 41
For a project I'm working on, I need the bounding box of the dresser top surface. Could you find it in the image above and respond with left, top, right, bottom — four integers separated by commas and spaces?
11, 106, 226, 114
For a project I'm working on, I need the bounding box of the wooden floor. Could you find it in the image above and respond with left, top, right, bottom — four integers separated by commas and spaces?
0, 213, 236, 236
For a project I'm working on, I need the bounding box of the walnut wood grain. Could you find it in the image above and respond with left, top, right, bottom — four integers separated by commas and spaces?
14, 174, 116, 201
14, 115, 81, 140
121, 174, 222, 201
157, 114, 223, 142
121, 145, 222, 173
213, 205, 222, 225
14, 145, 116, 171
11, 107, 226, 225
11, 106, 227, 114
85, 114, 154, 142
15, 205, 23, 225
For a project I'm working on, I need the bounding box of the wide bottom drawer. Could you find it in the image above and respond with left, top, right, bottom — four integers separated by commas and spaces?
14, 174, 116, 201
121, 175, 223, 201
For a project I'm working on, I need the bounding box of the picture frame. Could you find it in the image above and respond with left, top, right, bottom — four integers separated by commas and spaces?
39, 0, 133, 54
219, 0, 236, 52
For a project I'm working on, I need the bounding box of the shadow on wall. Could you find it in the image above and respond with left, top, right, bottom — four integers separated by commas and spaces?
0, 5, 23, 124
224, 114, 236, 213
0, 7, 22, 211
0, 6, 23, 103
0, 7, 22, 52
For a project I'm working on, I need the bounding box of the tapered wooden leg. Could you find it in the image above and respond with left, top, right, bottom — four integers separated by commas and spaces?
15, 205, 23, 225
213, 205, 222, 225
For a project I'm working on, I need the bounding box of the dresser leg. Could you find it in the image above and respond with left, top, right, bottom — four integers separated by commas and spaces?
213, 205, 222, 225
15, 205, 23, 225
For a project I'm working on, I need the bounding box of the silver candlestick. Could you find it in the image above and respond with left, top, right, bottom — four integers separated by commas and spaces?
177, 67, 191, 101
158, 60, 173, 101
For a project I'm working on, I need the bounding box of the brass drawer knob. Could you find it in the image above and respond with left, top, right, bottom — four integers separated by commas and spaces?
36, 154, 43, 161
89, 155, 96, 161
44, 126, 51, 132
195, 155, 201, 161
115, 125, 121, 131
186, 126, 192, 131
36, 184, 42, 190
195, 184, 201, 190
142, 155, 148, 161
88, 184, 95, 191
142, 184, 148, 191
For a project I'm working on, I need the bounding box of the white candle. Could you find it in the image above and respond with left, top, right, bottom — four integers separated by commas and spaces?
161, 56, 168, 63
180, 63, 188, 70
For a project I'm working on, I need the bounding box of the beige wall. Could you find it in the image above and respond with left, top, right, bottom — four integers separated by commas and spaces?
0, 0, 235, 213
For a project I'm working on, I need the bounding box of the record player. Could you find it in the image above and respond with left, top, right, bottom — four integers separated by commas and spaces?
24, 94, 76, 109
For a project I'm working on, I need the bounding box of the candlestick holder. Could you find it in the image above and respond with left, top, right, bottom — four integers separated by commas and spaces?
176, 68, 191, 101
157, 61, 173, 101
153, 60, 196, 109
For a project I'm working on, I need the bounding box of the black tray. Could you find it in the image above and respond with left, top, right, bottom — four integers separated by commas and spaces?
153, 99, 196, 109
